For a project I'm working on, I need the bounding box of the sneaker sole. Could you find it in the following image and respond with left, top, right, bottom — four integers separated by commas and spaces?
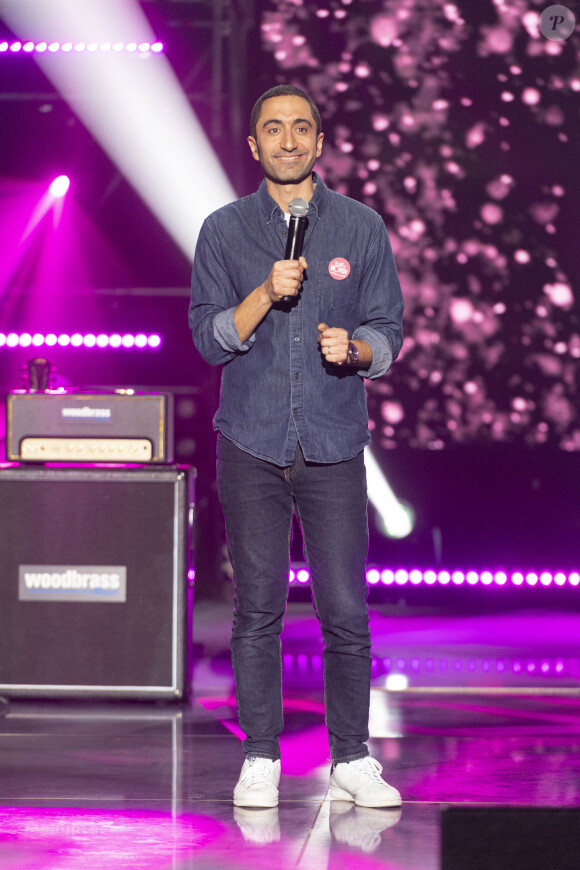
329, 785, 402, 808
233, 795, 279, 808
328, 785, 355, 802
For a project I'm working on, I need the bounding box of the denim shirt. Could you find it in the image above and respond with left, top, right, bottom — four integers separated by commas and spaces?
188, 173, 403, 466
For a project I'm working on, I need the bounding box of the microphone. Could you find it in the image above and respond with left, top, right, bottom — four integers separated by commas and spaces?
281, 197, 309, 303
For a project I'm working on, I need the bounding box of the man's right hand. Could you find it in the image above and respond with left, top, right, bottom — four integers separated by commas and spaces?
263, 256, 308, 303
234, 256, 308, 343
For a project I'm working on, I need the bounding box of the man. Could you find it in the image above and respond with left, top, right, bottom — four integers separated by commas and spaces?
189, 85, 404, 809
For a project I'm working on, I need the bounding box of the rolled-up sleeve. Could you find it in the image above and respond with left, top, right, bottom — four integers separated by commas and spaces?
213, 308, 255, 354
354, 217, 404, 380
189, 216, 254, 365
352, 324, 393, 380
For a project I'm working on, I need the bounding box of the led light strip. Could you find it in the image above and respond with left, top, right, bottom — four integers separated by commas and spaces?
289, 568, 580, 587
0, 332, 162, 349
367, 568, 580, 587
282, 652, 572, 678
374, 657, 567, 676
0, 40, 164, 53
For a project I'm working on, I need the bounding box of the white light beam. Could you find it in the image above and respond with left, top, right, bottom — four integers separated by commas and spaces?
0, 0, 236, 259
364, 446, 414, 539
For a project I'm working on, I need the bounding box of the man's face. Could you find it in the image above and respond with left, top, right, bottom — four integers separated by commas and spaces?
248, 95, 323, 186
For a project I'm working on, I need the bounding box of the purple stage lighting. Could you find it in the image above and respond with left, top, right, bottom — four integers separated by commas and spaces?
0, 40, 164, 53
282, 651, 575, 681
288, 567, 580, 588
49, 175, 70, 198
0, 332, 162, 349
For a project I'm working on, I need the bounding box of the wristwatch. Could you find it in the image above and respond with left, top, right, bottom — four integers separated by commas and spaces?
346, 341, 359, 367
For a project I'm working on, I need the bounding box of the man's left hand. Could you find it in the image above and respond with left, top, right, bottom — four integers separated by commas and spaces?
317, 323, 349, 365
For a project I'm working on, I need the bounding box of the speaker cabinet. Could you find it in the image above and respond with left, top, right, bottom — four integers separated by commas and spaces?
442, 807, 580, 870
0, 465, 194, 699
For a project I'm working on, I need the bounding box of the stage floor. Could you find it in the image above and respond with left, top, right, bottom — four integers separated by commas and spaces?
1, 600, 579, 869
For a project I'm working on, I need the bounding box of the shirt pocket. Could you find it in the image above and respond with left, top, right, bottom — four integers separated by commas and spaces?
317, 260, 361, 315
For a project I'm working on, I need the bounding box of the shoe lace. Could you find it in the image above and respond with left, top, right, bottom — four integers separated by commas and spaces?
358, 757, 384, 782
239, 758, 274, 785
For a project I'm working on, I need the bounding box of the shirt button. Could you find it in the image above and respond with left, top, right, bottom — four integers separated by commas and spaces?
294, 336, 300, 342
294, 372, 300, 379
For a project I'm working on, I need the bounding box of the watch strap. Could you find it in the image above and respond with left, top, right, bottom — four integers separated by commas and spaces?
346, 341, 359, 366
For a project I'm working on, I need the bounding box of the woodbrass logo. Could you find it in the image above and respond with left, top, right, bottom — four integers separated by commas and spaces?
18, 566, 127, 603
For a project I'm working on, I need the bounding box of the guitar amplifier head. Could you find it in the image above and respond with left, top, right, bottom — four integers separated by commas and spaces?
6, 390, 173, 464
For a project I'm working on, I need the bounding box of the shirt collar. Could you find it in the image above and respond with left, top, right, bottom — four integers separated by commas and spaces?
258, 171, 327, 223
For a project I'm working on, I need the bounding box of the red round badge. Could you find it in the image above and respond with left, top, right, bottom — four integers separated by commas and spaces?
328, 257, 351, 281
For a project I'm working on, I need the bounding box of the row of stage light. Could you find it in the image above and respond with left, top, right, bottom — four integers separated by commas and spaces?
0, 332, 162, 349
284, 651, 578, 693
282, 652, 571, 679
289, 568, 580, 587
1, 40, 164, 53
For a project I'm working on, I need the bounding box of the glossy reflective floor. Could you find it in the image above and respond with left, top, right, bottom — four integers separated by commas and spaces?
1, 601, 580, 869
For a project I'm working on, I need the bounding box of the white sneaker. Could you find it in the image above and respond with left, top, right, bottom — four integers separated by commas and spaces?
329, 757, 402, 808
330, 802, 402, 853
234, 807, 281, 844
233, 757, 281, 808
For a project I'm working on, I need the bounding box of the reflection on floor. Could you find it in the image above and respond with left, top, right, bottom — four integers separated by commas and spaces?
1, 601, 579, 869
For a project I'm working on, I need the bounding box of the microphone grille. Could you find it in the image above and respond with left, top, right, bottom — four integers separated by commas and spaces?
289, 197, 309, 217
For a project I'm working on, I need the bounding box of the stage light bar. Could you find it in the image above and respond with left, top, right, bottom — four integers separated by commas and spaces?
376, 655, 568, 679
281, 651, 571, 679
0, 332, 162, 349
288, 568, 580, 587
367, 569, 580, 587
0, 40, 164, 53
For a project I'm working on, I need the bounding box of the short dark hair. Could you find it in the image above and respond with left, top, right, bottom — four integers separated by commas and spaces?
250, 85, 322, 139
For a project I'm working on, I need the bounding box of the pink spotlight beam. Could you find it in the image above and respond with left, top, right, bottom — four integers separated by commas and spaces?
20, 176, 71, 241
49, 175, 70, 198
